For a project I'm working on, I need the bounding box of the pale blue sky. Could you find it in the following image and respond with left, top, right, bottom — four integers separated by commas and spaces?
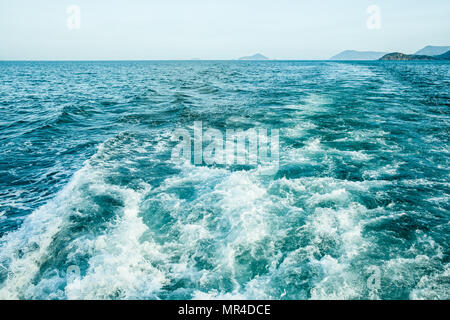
1, 0, 449, 60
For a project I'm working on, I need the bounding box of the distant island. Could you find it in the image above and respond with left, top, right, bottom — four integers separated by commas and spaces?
329, 46, 450, 61
330, 50, 388, 60
238, 53, 270, 60
379, 46, 450, 61
379, 52, 437, 61
414, 46, 450, 56
435, 50, 450, 60
379, 49, 450, 61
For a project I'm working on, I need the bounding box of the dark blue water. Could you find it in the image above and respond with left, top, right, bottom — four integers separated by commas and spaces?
0, 61, 448, 299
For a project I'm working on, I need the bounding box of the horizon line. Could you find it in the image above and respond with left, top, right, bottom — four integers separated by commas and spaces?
0, 59, 338, 62
0, 59, 383, 62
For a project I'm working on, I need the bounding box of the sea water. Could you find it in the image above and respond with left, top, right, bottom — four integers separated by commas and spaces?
0, 60, 448, 299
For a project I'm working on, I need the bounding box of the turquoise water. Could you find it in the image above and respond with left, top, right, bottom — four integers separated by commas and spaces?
0, 61, 448, 299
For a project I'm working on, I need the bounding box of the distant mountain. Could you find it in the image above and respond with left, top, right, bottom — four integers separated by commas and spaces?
238, 53, 269, 60
329, 50, 388, 60
414, 46, 450, 56
379, 52, 436, 61
434, 50, 450, 60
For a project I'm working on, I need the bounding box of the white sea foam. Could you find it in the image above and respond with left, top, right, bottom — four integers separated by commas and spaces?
65, 186, 167, 299
1, 62, 448, 300
0, 134, 168, 299
0, 167, 86, 298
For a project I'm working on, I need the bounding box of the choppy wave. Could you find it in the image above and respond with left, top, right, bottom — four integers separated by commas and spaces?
0, 61, 448, 299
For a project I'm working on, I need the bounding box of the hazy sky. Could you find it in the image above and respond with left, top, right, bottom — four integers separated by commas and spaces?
1, 0, 449, 60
